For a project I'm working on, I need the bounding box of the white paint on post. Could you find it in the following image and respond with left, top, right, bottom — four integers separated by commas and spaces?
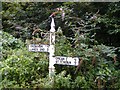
49, 17, 56, 78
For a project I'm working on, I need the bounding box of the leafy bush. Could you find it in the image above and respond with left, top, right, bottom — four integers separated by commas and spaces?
1, 31, 24, 59
2, 31, 24, 49
0, 47, 49, 88
1, 32, 49, 88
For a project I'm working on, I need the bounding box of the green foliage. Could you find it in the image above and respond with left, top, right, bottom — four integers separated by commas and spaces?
1, 32, 49, 88
55, 27, 119, 88
1, 2, 120, 89
2, 32, 24, 59
73, 76, 89, 88
54, 71, 71, 88
55, 34, 73, 56
2, 32, 24, 49
0, 47, 49, 88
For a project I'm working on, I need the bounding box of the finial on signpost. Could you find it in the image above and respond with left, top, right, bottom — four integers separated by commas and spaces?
50, 17, 55, 32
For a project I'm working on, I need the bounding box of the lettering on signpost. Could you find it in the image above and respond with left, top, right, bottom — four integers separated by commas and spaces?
29, 44, 49, 52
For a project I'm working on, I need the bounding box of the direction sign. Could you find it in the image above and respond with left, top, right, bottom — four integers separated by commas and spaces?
29, 44, 49, 52
54, 56, 79, 66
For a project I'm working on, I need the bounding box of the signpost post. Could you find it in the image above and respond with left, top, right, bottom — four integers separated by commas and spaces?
49, 17, 56, 78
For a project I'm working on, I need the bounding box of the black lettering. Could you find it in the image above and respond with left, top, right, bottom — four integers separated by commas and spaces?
63, 61, 66, 64
74, 59, 77, 65
60, 60, 62, 63
40, 46, 43, 48
69, 61, 71, 64
57, 57, 60, 60
66, 61, 69, 64
40, 48, 45, 51
56, 60, 58, 64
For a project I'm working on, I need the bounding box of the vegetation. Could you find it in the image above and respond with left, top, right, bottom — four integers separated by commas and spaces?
1, 2, 120, 89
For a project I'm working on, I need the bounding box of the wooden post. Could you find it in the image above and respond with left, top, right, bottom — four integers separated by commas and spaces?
49, 17, 56, 78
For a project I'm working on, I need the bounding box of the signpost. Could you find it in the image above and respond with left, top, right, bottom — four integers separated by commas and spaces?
28, 16, 80, 78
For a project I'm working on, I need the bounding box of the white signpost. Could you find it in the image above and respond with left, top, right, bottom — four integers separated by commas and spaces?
29, 16, 80, 78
